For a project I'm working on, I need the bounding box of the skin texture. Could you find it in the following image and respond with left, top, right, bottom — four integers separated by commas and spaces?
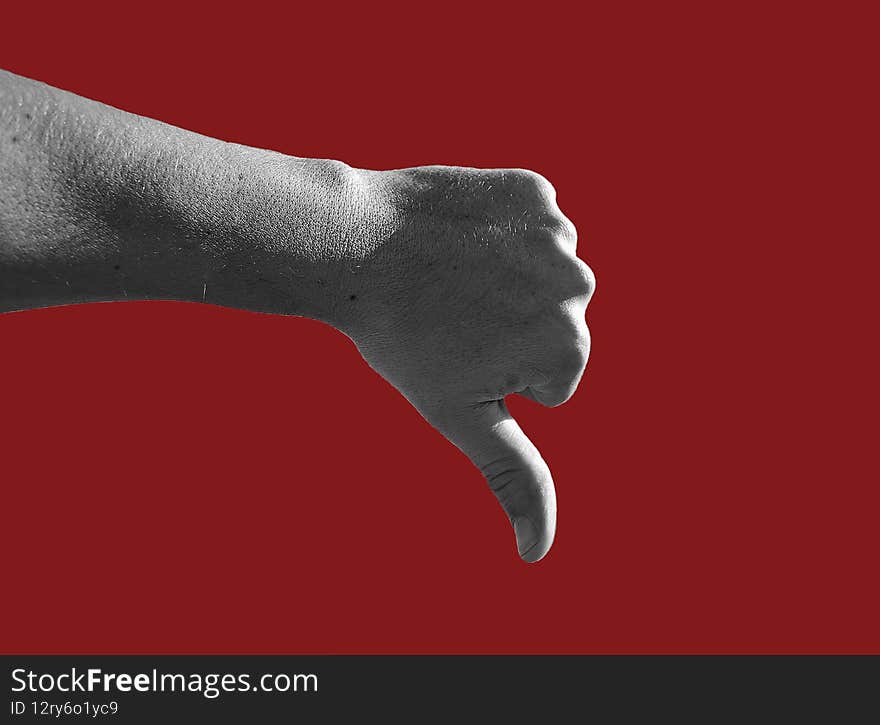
0, 69, 594, 562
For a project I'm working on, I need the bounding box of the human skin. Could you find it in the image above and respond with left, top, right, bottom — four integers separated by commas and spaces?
0, 69, 594, 562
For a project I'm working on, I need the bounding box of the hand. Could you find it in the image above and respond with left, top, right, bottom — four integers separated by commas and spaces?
0, 69, 593, 562
334, 166, 595, 562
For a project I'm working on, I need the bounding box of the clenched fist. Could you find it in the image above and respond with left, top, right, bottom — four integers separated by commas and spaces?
333, 166, 595, 562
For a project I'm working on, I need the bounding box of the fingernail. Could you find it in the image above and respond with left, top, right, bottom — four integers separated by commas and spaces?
514, 517, 538, 560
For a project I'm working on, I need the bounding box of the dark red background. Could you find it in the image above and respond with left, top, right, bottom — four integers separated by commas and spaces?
1, 2, 876, 653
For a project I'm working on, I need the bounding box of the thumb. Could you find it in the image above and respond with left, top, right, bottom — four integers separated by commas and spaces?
426, 399, 556, 563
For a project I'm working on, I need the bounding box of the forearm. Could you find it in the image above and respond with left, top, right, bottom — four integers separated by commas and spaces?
0, 69, 375, 320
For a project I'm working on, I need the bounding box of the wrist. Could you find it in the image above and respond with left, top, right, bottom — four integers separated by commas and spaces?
213, 154, 403, 329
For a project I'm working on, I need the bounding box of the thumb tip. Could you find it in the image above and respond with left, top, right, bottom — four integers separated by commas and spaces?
514, 517, 550, 563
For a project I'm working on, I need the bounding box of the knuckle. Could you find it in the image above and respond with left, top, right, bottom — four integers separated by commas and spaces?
545, 255, 594, 300
552, 213, 578, 245
513, 169, 556, 201
565, 345, 589, 378
530, 225, 562, 250
571, 258, 596, 298
555, 323, 590, 376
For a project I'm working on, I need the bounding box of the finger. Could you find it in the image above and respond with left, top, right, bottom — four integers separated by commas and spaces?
549, 212, 578, 253
521, 324, 591, 408
520, 377, 581, 407
426, 399, 556, 563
